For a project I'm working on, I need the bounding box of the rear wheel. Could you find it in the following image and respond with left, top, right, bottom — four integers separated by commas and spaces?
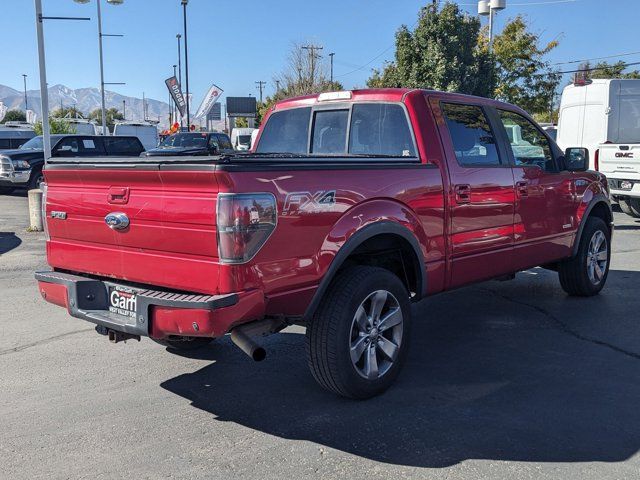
306, 266, 411, 399
619, 198, 640, 218
153, 336, 214, 351
559, 217, 610, 296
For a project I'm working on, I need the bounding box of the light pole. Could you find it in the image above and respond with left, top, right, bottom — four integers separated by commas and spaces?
22, 74, 28, 111
181, 0, 190, 129
478, 0, 506, 52
329, 52, 335, 85
75, 0, 124, 135
122, 99, 126, 120
34, 0, 90, 161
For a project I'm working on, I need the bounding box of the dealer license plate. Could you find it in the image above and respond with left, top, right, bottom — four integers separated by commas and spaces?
108, 285, 138, 319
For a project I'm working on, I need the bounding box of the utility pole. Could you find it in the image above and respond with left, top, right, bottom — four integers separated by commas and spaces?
302, 44, 323, 87
181, 0, 190, 129
255, 81, 266, 103
329, 52, 335, 84
22, 74, 28, 111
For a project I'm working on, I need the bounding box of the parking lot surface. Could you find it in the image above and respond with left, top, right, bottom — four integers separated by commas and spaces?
1, 191, 639, 480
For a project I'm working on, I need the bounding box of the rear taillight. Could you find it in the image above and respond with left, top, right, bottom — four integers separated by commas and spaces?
594, 149, 599, 171
41, 182, 49, 241
216, 193, 277, 263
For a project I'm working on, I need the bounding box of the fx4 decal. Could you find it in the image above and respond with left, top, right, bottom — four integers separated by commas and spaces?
282, 190, 336, 215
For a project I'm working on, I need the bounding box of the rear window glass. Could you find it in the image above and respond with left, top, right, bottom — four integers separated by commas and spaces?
311, 110, 348, 154
349, 103, 415, 156
104, 137, 143, 155
256, 107, 311, 154
442, 103, 501, 167
217, 134, 233, 150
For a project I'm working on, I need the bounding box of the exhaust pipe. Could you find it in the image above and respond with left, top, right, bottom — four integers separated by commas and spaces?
231, 328, 266, 361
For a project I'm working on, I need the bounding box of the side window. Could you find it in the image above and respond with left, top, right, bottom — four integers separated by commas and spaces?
498, 109, 555, 171
348, 103, 415, 157
55, 137, 80, 154
0, 138, 10, 149
217, 134, 232, 150
442, 103, 502, 167
104, 137, 142, 155
79, 138, 104, 156
311, 109, 348, 154
256, 107, 311, 154
207, 135, 219, 149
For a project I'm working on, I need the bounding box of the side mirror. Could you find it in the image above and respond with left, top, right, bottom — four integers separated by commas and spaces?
564, 147, 589, 171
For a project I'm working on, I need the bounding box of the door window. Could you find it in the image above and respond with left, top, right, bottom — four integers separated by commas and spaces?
442, 103, 502, 167
498, 110, 556, 171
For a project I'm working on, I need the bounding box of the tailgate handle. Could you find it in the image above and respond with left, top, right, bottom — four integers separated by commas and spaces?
108, 187, 130, 204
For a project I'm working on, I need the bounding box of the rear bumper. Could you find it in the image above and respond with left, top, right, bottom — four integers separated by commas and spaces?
35, 270, 265, 339
607, 177, 640, 198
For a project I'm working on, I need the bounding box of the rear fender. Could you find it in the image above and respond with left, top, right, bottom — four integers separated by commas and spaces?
303, 199, 427, 321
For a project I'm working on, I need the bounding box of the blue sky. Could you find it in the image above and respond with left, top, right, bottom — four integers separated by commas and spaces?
3, 0, 640, 108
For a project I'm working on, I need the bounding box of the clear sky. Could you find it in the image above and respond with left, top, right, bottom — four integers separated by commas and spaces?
3, 0, 640, 108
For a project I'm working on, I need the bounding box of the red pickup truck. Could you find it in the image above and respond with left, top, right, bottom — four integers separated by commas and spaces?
36, 89, 612, 399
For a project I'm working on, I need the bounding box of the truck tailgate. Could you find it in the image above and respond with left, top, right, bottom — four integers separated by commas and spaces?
598, 144, 640, 177
44, 164, 221, 295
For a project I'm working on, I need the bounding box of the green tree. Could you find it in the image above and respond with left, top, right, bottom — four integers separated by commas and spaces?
1, 109, 27, 124
492, 16, 561, 115
33, 118, 76, 135
50, 106, 85, 119
366, 2, 495, 97
587, 61, 640, 80
89, 107, 124, 131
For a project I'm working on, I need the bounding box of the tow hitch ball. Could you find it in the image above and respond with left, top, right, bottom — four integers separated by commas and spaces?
95, 325, 141, 343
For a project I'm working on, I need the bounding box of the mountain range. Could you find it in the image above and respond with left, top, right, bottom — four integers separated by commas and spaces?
0, 84, 172, 126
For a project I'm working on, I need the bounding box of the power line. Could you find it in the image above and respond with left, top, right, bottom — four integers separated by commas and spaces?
551, 50, 640, 66
557, 61, 640, 75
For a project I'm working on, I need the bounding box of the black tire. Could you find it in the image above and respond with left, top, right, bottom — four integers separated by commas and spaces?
559, 217, 611, 296
619, 198, 640, 218
153, 336, 214, 351
306, 266, 412, 399
0, 187, 15, 195
28, 170, 45, 191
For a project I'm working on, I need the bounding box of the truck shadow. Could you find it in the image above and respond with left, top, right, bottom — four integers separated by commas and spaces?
161, 268, 640, 468
0, 232, 22, 255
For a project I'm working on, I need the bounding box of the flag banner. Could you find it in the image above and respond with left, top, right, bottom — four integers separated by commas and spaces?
165, 76, 187, 117
194, 84, 223, 119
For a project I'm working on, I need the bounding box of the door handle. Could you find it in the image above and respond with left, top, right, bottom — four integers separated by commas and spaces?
516, 181, 528, 197
454, 184, 471, 204
108, 186, 130, 204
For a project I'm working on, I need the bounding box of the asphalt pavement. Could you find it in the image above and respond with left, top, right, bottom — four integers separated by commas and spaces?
1, 190, 639, 480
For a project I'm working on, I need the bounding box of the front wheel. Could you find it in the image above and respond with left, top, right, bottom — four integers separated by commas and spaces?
28, 170, 45, 191
619, 198, 640, 218
306, 266, 411, 399
559, 217, 611, 296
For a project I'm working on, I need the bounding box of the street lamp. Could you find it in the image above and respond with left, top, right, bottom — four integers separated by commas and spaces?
74, 0, 124, 135
22, 74, 28, 111
478, 0, 506, 51
33, 0, 90, 161
181, 0, 191, 129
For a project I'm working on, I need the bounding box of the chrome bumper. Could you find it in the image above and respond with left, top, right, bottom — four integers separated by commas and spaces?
0, 169, 30, 184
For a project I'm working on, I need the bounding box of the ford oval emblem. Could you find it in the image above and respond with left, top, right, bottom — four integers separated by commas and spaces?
105, 212, 130, 230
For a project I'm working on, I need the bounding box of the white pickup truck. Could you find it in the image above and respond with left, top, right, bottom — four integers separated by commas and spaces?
557, 79, 640, 218
599, 144, 640, 217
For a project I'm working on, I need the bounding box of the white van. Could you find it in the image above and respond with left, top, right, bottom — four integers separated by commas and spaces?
557, 79, 640, 217
230, 127, 256, 151
113, 121, 159, 151
63, 118, 98, 136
